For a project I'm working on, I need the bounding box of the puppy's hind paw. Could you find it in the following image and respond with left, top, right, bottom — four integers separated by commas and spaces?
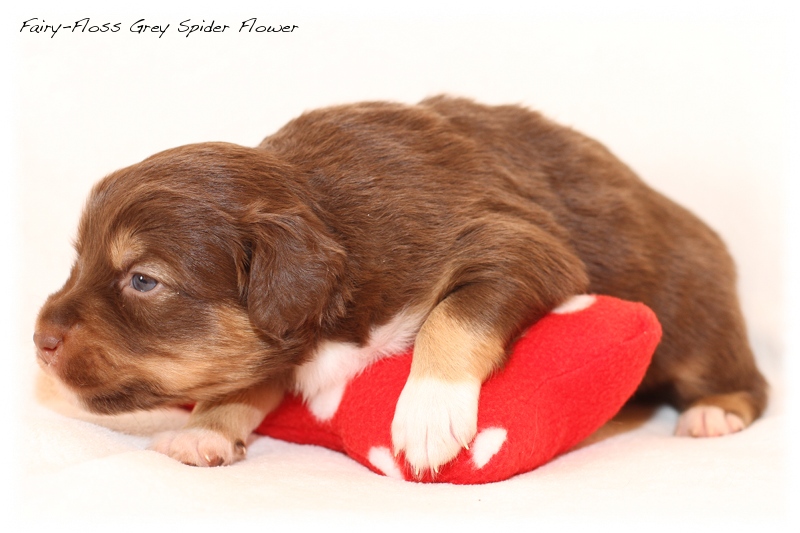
149, 428, 247, 467
675, 405, 745, 438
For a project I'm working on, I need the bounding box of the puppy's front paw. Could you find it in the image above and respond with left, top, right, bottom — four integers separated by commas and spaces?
391, 377, 480, 476
149, 428, 246, 467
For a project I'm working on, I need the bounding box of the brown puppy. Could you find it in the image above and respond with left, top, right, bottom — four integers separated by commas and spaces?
34, 96, 767, 473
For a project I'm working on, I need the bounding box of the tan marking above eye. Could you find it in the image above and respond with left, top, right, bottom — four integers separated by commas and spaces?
109, 230, 178, 292
109, 229, 145, 271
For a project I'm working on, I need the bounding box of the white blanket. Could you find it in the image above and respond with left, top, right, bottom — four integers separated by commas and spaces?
10, 356, 787, 529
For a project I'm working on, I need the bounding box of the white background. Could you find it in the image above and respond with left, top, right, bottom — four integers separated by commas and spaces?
3, 0, 798, 530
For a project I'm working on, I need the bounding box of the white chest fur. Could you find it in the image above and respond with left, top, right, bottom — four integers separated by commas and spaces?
292, 310, 425, 421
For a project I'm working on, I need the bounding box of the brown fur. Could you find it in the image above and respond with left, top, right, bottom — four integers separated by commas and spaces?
35, 95, 768, 463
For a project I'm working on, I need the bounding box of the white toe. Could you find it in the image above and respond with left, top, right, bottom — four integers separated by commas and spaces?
675, 405, 745, 437
150, 428, 244, 466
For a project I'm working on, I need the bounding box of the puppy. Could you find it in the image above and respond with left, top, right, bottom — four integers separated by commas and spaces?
34, 96, 767, 473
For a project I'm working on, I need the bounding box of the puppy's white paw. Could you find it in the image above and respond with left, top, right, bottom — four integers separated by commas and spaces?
149, 428, 246, 467
391, 377, 480, 476
675, 405, 746, 437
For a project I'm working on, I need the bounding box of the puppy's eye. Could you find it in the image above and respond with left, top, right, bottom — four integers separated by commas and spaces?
131, 273, 158, 292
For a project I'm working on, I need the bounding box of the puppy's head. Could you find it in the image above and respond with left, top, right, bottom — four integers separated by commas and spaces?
34, 142, 346, 414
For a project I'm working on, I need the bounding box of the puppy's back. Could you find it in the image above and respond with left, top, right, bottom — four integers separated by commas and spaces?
264, 95, 767, 423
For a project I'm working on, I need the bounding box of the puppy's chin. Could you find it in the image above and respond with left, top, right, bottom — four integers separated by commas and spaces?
38, 371, 88, 413
36, 371, 164, 417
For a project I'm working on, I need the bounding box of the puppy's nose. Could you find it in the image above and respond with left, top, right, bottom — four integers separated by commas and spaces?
34, 331, 63, 365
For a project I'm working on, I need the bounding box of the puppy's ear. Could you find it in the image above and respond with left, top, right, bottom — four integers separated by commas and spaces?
242, 212, 348, 339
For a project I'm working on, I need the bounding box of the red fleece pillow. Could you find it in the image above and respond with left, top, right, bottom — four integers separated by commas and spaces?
255, 295, 661, 484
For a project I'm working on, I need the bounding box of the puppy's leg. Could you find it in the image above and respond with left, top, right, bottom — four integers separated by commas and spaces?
678, 294, 768, 437
392, 292, 504, 476
391, 218, 588, 475
651, 339, 767, 439
637, 277, 768, 438
150, 382, 283, 466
